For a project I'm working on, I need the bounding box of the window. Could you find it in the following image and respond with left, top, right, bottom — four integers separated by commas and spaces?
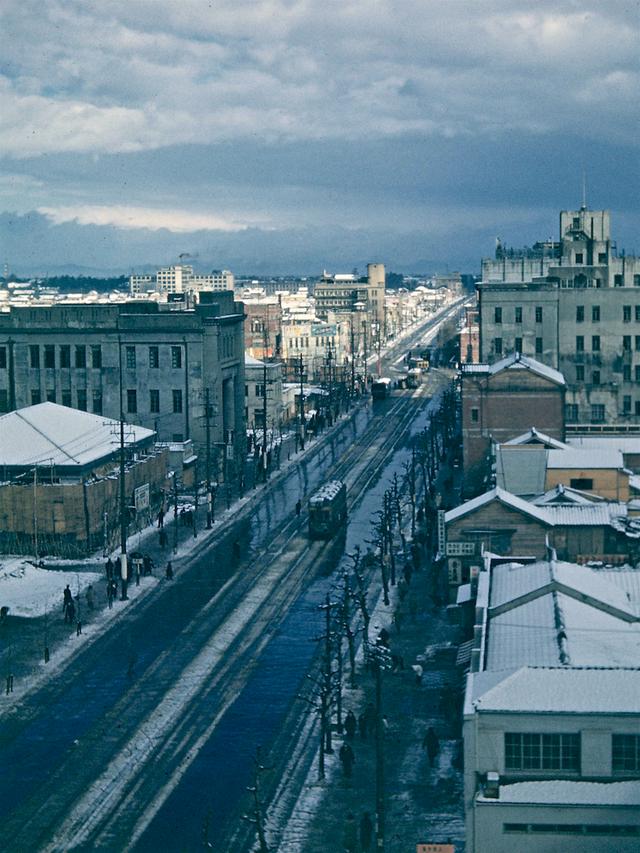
592, 335, 600, 351
535, 306, 543, 324
125, 346, 136, 369
576, 335, 584, 352
592, 370, 600, 385
514, 337, 522, 353
505, 733, 580, 772
494, 337, 503, 355
44, 345, 55, 368
46, 389, 56, 403
591, 403, 605, 422
573, 217, 580, 228
636, 366, 640, 383
91, 345, 102, 368
471, 408, 479, 423
613, 734, 640, 773
60, 345, 70, 368
149, 389, 160, 413
576, 305, 584, 323
244, 384, 249, 397
535, 337, 543, 354
599, 252, 608, 263
126, 389, 137, 413
0, 347, 6, 369
61, 389, 72, 407
171, 346, 182, 369
504, 823, 640, 837
494, 307, 502, 324
636, 336, 640, 352
75, 345, 86, 368
255, 383, 265, 397
635, 275, 640, 288
30, 345, 40, 368
576, 365, 585, 381
172, 433, 184, 442
575, 252, 583, 264
515, 306, 522, 324
172, 389, 183, 413
92, 390, 103, 414
592, 305, 600, 322
149, 346, 159, 368
30, 389, 41, 405
623, 335, 632, 351
624, 365, 631, 382
615, 274, 624, 286
0, 390, 8, 412
565, 404, 579, 423
624, 305, 632, 322
624, 395, 632, 413
77, 389, 87, 411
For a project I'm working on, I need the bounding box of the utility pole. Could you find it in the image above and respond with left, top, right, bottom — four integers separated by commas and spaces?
262, 356, 268, 482
118, 339, 128, 600
205, 388, 212, 529
327, 347, 333, 426
363, 321, 368, 388
32, 464, 38, 564
350, 320, 356, 402
298, 353, 305, 450
367, 644, 391, 852
173, 475, 179, 554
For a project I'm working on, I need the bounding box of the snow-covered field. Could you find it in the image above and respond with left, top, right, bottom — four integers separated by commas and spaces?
0, 558, 101, 618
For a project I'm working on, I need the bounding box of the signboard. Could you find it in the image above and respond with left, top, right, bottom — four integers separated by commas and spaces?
134, 483, 150, 511
446, 541, 475, 556
437, 509, 446, 554
226, 444, 234, 460
417, 846, 455, 853
311, 323, 337, 336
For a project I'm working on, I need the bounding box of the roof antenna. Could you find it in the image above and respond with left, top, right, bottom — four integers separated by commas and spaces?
581, 169, 587, 211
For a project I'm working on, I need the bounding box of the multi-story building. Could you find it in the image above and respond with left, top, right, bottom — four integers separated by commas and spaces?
130, 264, 235, 296
0, 294, 245, 473
478, 208, 640, 427
244, 355, 283, 431
314, 263, 386, 342
241, 297, 283, 359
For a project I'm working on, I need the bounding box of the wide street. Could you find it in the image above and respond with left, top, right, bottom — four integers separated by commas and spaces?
0, 299, 467, 852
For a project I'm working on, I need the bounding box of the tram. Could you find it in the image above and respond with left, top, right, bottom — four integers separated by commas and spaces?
371, 377, 392, 400
406, 368, 422, 388
308, 480, 347, 539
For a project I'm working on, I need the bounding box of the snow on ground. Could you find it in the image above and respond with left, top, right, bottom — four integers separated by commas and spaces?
0, 557, 101, 618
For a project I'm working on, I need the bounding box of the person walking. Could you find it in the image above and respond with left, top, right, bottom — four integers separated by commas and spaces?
423, 726, 440, 767
295, 499, 302, 517
344, 710, 357, 740
342, 811, 357, 853
105, 558, 114, 580
157, 507, 165, 528
358, 711, 368, 742
107, 580, 114, 609
359, 811, 373, 852
339, 742, 355, 778
166, 561, 174, 580
86, 584, 94, 611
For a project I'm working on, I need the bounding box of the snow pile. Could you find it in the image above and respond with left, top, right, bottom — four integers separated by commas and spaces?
0, 558, 101, 618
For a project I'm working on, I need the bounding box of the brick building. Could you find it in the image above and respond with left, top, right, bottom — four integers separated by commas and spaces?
461, 354, 566, 496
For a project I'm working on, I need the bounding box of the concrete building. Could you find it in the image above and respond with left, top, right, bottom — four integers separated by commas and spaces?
478, 207, 640, 427
244, 355, 283, 431
314, 263, 386, 343
130, 264, 234, 296
0, 403, 169, 556
463, 556, 640, 852
461, 354, 566, 496
242, 297, 282, 359
0, 294, 246, 473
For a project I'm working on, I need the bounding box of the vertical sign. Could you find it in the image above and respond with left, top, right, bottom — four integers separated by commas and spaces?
437, 509, 446, 555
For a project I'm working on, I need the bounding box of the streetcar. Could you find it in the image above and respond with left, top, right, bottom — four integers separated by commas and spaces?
371, 377, 392, 400
308, 480, 347, 539
406, 368, 422, 388
408, 356, 429, 373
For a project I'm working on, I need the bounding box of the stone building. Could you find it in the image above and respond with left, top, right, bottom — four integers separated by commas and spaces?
0, 294, 245, 473
478, 207, 640, 427
461, 354, 566, 496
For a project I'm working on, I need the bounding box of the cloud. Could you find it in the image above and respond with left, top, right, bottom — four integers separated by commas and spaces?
37, 204, 248, 232
1, 1, 637, 157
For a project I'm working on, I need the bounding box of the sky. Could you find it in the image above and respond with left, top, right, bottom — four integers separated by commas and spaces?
1, 1, 639, 276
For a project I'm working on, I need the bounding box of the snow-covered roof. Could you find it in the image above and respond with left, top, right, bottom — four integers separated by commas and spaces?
544, 503, 628, 526
461, 353, 565, 386
504, 428, 569, 449
0, 403, 154, 470
532, 483, 606, 505
244, 354, 265, 366
479, 780, 640, 806
470, 666, 640, 714
568, 435, 640, 455
445, 486, 552, 525
547, 447, 625, 469
309, 480, 345, 505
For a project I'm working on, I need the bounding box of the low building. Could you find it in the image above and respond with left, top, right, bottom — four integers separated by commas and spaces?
463, 555, 640, 852
244, 355, 283, 431
0, 403, 169, 557
461, 354, 566, 497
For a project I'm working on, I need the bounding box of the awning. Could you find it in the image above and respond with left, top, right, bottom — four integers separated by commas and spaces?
456, 639, 474, 669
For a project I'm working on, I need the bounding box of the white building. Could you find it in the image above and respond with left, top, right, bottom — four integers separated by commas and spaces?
130, 265, 234, 296
463, 556, 640, 852
244, 355, 283, 431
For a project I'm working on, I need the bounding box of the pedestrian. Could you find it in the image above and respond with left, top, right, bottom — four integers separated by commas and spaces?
342, 811, 357, 853
86, 584, 94, 611
76, 620, 82, 636
295, 499, 301, 517
143, 554, 153, 576
397, 578, 408, 602
67, 599, 76, 625
157, 507, 165, 528
339, 742, 355, 778
358, 711, 368, 742
359, 811, 373, 852
423, 726, 440, 767
344, 710, 357, 740
63, 584, 72, 607
166, 561, 174, 580
107, 581, 114, 609
159, 528, 168, 549
105, 557, 114, 580
110, 578, 118, 603
377, 627, 390, 648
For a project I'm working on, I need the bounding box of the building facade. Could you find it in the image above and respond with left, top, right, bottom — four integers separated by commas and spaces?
0, 295, 246, 471
478, 208, 640, 427
314, 263, 386, 342
130, 264, 235, 296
